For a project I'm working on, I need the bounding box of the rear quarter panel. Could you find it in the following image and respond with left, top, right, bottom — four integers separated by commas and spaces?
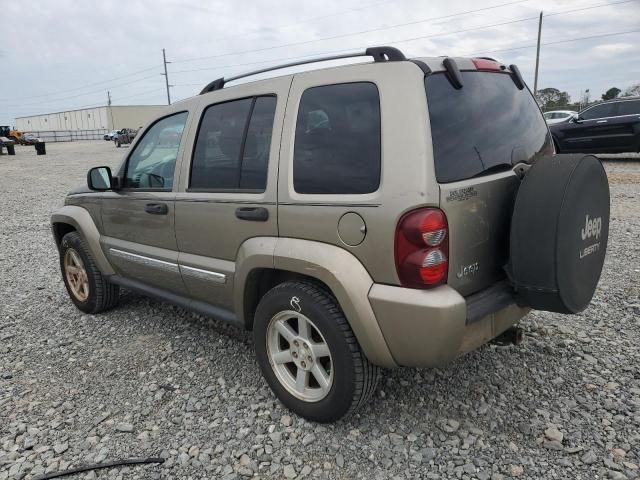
277, 61, 439, 284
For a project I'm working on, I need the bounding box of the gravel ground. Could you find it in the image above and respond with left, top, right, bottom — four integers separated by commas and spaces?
1, 141, 639, 480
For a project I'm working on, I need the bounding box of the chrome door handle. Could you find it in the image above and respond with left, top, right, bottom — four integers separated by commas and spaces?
144, 203, 168, 215
235, 207, 269, 221
596, 120, 607, 124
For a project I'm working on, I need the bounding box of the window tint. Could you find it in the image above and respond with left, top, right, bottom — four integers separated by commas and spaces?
618, 100, 640, 116
293, 82, 381, 194
581, 103, 616, 120
125, 112, 188, 189
190, 96, 276, 191
425, 72, 551, 183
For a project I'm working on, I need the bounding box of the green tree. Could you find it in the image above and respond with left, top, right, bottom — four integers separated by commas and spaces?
536, 88, 571, 110
601, 87, 621, 100
622, 84, 640, 97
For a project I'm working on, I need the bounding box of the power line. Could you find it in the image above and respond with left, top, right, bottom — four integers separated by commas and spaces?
0, 66, 158, 103
173, 0, 401, 49
544, 0, 639, 18
13, 90, 166, 117
169, 0, 637, 78
3, 74, 160, 108
5, 0, 638, 112
168, 16, 541, 77
170, 0, 638, 66
468, 28, 640, 56
172, 0, 530, 64
3, 1, 402, 106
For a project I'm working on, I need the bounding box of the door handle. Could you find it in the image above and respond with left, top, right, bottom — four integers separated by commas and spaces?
144, 203, 168, 215
596, 120, 607, 124
235, 207, 269, 222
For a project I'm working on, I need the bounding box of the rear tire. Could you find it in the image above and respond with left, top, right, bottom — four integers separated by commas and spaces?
59, 232, 119, 314
253, 281, 380, 423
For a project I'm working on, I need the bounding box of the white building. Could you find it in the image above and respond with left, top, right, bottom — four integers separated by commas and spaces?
16, 105, 165, 132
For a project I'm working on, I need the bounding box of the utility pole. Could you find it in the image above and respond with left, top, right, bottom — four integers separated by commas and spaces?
162, 48, 172, 105
533, 11, 543, 97
107, 90, 114, 130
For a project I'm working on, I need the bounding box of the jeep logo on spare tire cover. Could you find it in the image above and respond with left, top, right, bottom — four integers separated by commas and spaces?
507, 154, 610, 314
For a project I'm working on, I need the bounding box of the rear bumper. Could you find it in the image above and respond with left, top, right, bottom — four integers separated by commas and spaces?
368, 283, 529, 367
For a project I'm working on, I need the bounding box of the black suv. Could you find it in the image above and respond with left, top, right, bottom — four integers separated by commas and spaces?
550, 97, 640, 154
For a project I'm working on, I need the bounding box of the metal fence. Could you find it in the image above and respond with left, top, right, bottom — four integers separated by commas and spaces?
24, 129, 109, 142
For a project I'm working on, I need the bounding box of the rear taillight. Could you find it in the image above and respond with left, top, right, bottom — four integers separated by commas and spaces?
395, 208, 449, 288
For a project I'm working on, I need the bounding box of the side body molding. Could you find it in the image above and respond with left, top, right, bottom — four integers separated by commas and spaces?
234, 237, 398, 368
50, 205, 115, 275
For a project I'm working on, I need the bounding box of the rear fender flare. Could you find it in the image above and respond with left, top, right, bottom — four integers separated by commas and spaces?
234, 237, 398, 368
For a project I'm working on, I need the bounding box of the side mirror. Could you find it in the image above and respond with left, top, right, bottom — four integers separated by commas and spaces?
573, 114, 583, 124
87, 166, 117, 191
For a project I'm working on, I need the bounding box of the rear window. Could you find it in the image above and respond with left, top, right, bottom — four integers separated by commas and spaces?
426, 72, 551, 183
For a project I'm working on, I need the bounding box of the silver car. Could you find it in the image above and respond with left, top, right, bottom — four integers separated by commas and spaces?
543, 109, 578, 125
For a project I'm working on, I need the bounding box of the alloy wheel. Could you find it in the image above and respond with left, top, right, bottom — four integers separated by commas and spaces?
266, 310, 333, 402
64, 248, 89, 302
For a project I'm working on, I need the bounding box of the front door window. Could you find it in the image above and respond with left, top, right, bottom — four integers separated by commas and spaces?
124, 112, 188, 189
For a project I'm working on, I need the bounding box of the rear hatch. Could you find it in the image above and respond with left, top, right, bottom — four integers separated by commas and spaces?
425, 66, 552, 297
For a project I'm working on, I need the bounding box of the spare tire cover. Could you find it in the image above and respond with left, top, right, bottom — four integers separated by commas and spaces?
508, 154, 610, 313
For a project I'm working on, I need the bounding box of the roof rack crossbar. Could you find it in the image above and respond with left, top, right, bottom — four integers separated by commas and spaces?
199, 46, 406, 95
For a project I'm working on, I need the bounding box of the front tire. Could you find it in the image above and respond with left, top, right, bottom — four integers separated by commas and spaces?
254, 281, 380, 423
59, 232, 119, 313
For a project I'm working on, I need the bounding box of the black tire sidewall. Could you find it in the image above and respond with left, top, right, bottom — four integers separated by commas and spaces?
254, 283, 359, 423
59, 233, 100, 314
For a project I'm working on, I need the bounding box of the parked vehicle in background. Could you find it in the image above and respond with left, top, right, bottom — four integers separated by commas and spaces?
543, 110, 577, 125
113, 128, 137, 147
104, 130, 119, 141
0, 136, 16, 155
550, 97, 640, 153
21, 133, 41, 145
0, 126, 26, 144
51, 47, 610, 423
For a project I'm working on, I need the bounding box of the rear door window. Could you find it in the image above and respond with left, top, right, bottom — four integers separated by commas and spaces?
190, 96, 276, 192
425, 72, 551, 183
293, 82, 381, 194
581, 103, 617, 120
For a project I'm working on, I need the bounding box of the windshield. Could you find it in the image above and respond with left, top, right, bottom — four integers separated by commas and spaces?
425, 71, 552, 183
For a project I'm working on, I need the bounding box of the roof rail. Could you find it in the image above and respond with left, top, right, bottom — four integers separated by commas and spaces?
199, 46, 406, 95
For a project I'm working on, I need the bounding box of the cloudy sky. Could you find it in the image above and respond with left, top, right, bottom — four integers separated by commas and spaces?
0, 0, 638, 126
